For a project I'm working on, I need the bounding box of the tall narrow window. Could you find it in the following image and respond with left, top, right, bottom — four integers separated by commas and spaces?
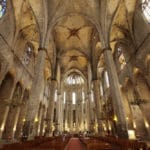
117, 47, 126, 70
104, 71, 110, 88
100, 83, 104, 96
22, 43, 34, 65
82, 89, 85, 103
72, 92, 76, 104
142, 0, 150, 23
91, 90, 94, 102
54, 90, 57, 102
0, 0, 7, 18
63, 92, 66, 104
73, 110, 76, 124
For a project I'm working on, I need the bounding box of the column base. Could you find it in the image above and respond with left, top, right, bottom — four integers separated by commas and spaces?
116, 123, 128, 139
22, 121, 36, 139
45, 126, 53, 137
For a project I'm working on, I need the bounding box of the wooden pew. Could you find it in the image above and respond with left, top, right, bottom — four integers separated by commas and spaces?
2, 136, 56, 150
93, 136, 147, 150
2, 135, 71, 150
79, 137, 122, 150
37, 135, 70, 150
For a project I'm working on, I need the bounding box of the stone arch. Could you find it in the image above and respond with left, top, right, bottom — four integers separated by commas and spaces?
62, 68, 86, 84
11, 82, 23, 105
134, 72, 150, 100
144, 55, 150, 86
134, 72, 150, 127
120, 87, 134, 130
15, 89, 29, 139
2, 82, 23, 139
125, 78, 148, 139
0, 72, 14, 100
46, 12, 100, 41
0, 72, 14, 138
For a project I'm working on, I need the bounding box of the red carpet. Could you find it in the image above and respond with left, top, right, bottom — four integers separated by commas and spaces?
66, 138, 84, 150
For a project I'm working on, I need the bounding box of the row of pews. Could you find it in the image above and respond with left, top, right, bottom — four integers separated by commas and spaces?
1, 135, 71, 150
1, 135, 149, 150
79, 136, 148, 150
80, 137, 121, 150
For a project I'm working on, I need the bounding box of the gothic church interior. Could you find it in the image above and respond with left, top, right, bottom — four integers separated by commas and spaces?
0, 0, 150, 149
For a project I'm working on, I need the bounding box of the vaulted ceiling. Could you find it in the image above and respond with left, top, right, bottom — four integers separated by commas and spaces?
11, 0, 138, 84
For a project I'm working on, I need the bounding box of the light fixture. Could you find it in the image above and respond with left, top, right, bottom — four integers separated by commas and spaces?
113, 115, 118, 122
34, 117, 39, 122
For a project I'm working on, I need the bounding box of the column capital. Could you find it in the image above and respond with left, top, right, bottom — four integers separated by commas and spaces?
102, 47, 112, 52
50, 79, 57, 86
92, 79, 99, 83
38, 47, 47, 52
1, 99, 11, 106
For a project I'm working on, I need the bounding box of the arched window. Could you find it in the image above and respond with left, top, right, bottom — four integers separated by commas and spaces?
142, 0, 150, 23
22, 43, 34, 65
117, 47, 126, 70
63, 92, 66, 104
104, 71, 110, 88
0, 0, 7, 18
64, 73, 84, 86
72, 92, 76, 105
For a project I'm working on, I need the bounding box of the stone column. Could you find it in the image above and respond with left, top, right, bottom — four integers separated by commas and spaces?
0, 102, 10, 138
3, 105, 21, 139
36, 105, 43, 136
131, 105, 148, 138
78, 101, 82, 130
15, 100, 28, 139
88, 93, 94, 132
68, 102, 72, 131
55, 93, 60, 131
65, 102, 69, 131
139, 105, 150, 138
45, 80, 57, 136
67, 102, 71, 129
103, 48, 128, 138
86, 99, 90, 131
40, 106, 46, 136
84, 100, 87, 131
76, 103, 79, 132
93, 80, 103, 134
23, 48, 46, 139
59, 95, 64, 132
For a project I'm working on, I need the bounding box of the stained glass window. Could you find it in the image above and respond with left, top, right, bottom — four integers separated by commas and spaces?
117, 47, 126, 70
72, 92, 76, 104
22, 43, 33, 65
64, 73, 84, 85
104, 71, 110, 88
0, 0, 7, 18
142, 0, 150, 23
63, 92, 66, 104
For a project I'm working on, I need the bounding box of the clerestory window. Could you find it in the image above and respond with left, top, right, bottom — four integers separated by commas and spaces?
117, 47, 126, 70
0, 0, 7, 18
142, 0, 150, 23
22, 43, 34, 65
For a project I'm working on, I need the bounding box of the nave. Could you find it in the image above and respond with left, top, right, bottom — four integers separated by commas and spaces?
0, 134, 149, 150
0, 0, 150, 149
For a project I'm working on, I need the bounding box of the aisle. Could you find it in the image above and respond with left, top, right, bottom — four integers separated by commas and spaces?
66, 138, 84, 150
